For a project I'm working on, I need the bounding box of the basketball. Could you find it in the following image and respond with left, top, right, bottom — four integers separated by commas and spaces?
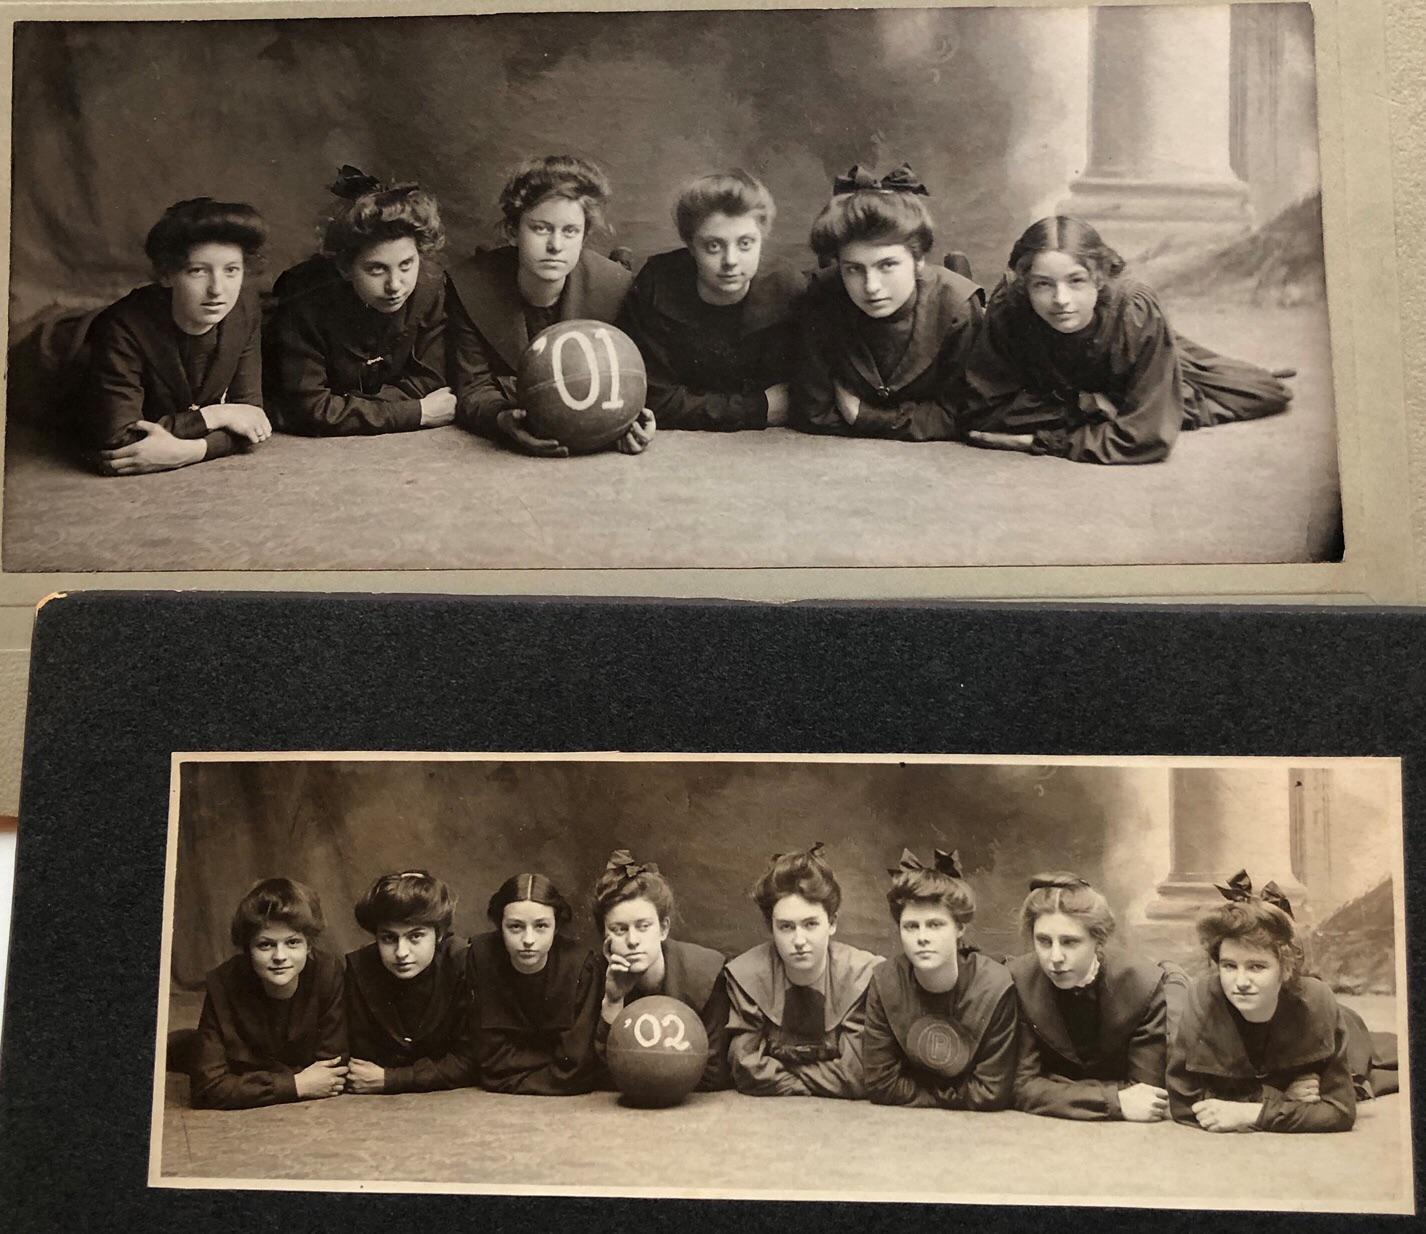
906, 1014, 974, 1079
605, 994, 709, 1107
518, 319, 647, 453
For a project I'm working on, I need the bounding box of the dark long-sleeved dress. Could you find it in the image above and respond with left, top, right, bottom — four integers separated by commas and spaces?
615, 248, 803, 431
791, 264, 984, 441
862, 948, 1018, 1110
263, 255, 448, 436
963, 276, 1292, 464
83, 282, 262, 461
465, 930, 603, 1096
595, 937, 731, 1091
1167, 973, 1356, 1132
188, 949, 346, 1110
345, 935, 475, 1093
1008, 947, 1169, 1120
725, 940, 882, 1099
446, 245, 632, 439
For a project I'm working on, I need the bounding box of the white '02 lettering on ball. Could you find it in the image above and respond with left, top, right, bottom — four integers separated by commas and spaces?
631, 1011, 692, 1051
550, 327, 624, 412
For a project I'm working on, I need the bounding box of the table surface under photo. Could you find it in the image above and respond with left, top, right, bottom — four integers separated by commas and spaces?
4, 301, 1339, 572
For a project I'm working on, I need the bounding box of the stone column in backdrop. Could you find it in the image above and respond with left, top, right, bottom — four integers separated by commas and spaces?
1146, 766, 1307, 925
1058, 4, 1252, 257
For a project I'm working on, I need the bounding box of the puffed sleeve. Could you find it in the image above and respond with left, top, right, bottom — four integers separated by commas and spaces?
188, 985, 298, 1110
862, 977, 941, 1107
726, 973, 812, 1097
448, 282, 518, 438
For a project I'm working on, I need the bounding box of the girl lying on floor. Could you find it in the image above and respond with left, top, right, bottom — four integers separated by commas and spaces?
593, 849, 731, 1091
188, 878, 347, 1109
465, 872, 604, 1095
1168, 873, 1357, 1132
725, 843, 882, 1098
791, 164, 985, 441
446, 154, 655, 457
344, 870, 475, 1094
264, 167, 455, 437
862, 848, 1018, 1110
615, 170, 803, 433
88, 197, 271, 475
1009, 872, 1183, 1121
962, 215, 1293, 463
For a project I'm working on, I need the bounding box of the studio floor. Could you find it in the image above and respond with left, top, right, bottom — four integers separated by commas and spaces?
153, 992, 1410, 1212
4, 301, 1340, 573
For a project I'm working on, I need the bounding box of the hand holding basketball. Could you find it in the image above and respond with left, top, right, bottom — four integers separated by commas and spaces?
496, 407, 569, 458
616, 406, 656, 455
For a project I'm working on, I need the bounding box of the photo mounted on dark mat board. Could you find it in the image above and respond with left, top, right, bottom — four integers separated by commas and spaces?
150, 752, 1411, 1213
0, 0, 1416, 605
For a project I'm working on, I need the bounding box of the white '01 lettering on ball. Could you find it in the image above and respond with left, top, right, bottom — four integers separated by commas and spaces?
549, 327, 624, 412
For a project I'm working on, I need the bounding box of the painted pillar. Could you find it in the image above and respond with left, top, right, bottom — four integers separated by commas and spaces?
1058, 5, 1252, 256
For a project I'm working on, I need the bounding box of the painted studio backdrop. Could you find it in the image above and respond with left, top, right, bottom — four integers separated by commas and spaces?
168, 758, 1396, 991
5, 6, 1339, 572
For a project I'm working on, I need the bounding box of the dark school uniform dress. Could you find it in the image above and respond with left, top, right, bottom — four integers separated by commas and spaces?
446, 245, 632, 439
466, 930, 604, 1095
862, 948, 1018, 1110
595, 937, 732, 1091
963, 276, 1292, 464
725, 940, 882, 1099
344, 935, 476, 1093
263, 255, 449, 436
615, 248, 804, 431
1008, 947, 1169, 1120
83, 282, 262, 461
188, 948, 346, 1110
1167, 973, 1356, 1132
791, 264, 985, 441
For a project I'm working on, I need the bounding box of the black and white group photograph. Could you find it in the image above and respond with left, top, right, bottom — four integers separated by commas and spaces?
151, 754, 1410, 1212
2, 3, 1342, 575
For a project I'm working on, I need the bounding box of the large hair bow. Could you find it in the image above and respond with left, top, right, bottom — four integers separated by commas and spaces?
1215, 869, 1294, 919
328, 164, 420, 201
771, 840, 827, 862
832, 162, 929, 197
605, 849, 659, 880
888, 847, 963, 879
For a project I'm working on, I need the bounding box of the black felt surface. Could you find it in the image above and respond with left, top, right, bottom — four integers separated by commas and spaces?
2, 593, 1424, 1233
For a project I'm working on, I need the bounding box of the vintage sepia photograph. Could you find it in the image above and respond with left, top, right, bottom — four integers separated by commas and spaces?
3, 3, 1344, 576
151, 753, 1411, 1212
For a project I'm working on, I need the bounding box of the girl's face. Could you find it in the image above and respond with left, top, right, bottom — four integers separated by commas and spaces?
602, 895, 670, 974
517, 195, 587, 288
347, 235, 420, 314
689, 211, 763, 306
1026, 249, 1099, 334
1217, 936, 1286, 1023
770, 893, 836, 985
163, 241, 245, 335
898, 897, 963, 976
375, 920, 438, 981
1032, 911, 1097, 988
838, 239, 922, 318
248, 923, 309, 996
502, 899, 557, 974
